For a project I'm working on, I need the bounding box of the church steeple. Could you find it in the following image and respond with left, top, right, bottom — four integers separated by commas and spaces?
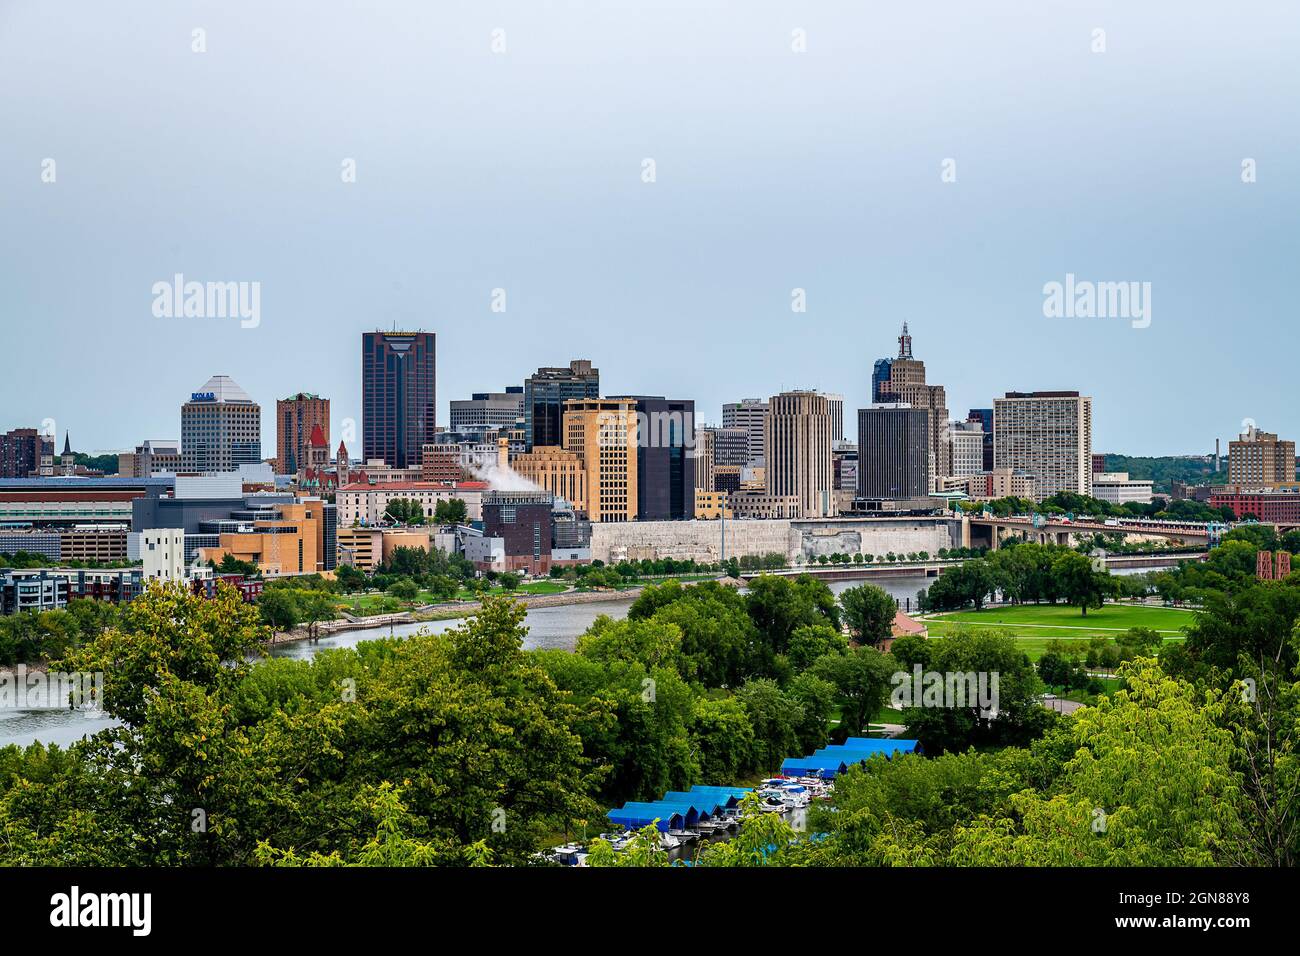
61, 432, 75, 475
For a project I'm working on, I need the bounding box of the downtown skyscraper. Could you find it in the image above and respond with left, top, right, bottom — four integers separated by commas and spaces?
993, 391, 1093, 500
522, 360, 599, 450
872, 323, 950, 489
362, 331, 437, 469
180, 375, 261, 473
764, 390, 833, 518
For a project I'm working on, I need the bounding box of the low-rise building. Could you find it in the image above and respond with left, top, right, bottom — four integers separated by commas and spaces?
59, 527, 129, 563
944, 468, 1039, 501
694, 489, 732, 520
336, 482, 485, 526
381, 529, 433, 565
482, 490, 554, 575
337, 526, 383, 571
1209, 489, 1300, 524
141, 528, 187, 583
511, 446, 588, 513
0, 529, 62, 561
464, 534, 507, 573
729, 491, 801, 519
118, 440, 182, 478
198, 500, 333, 576
0, 567, 145, 615
1091, 472, 1154, 505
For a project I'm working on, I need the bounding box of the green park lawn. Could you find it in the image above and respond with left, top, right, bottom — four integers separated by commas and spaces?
923, 602, 1195, 661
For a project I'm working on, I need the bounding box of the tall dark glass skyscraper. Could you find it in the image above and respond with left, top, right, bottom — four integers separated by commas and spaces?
858, 405, 929, 499
616, 396, 696, 520
871, 358, 893, 403
362, 331, 437, 468
522, 360, 599, 450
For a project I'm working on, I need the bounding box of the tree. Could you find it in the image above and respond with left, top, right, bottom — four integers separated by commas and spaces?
948, 661, 1247, 866
58, 581, 267, 728
840, 584, 896, 646
644, 588, 760, 688
690, 697, 758, 784
1172, 579, 1300, 679
1036, 651, 1073, 690
744, 574, 841, 665
498, 572, 522, 592
812, 646, 896, 736
434, 498, 468, 525
575, 616, 683, 671
899, 629, 1047, 755
1052, 551, 1111, 616
216, 553, 260, 577
787, 624, 848, 672
736, 679, 804, 773
387, 578, 419, 602
787, 672, 838, 754
297, 590, 338, 641
336, 563, 367, 592
384, 498, 426, 526
258, 587, 300, 632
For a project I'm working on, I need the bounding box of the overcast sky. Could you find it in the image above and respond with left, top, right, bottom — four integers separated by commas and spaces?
2, 0, 1297, 457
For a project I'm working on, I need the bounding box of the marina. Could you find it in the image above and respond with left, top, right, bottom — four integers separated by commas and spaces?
541, 739, 921, 866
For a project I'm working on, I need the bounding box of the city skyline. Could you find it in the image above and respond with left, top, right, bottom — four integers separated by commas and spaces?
3, 2, 1298, 457
0, 321, 1275, 462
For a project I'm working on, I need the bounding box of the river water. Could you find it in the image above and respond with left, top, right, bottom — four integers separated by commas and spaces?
0, 574, 935, 749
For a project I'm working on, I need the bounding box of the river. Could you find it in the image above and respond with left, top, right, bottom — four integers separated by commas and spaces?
0, 574, 935, 749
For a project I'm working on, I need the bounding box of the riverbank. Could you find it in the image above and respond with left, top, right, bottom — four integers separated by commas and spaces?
266, 585, 653, 648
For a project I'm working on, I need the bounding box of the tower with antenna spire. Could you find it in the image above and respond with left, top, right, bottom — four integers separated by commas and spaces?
897, 322, 913, 360
868, 323, 950, 488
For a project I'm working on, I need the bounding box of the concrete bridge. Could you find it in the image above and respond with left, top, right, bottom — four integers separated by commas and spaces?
739, 562, 948, 582
963, 515, 1215, 551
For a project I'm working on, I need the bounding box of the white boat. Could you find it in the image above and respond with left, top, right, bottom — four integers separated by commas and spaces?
759, 787, 808, 809
658, 832, 681, 850
551, 843, 587, 865
598, 831, 635, 851
758, 796, 788, 812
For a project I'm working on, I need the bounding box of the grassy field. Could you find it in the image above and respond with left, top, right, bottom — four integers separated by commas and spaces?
924, 602, 1196, 660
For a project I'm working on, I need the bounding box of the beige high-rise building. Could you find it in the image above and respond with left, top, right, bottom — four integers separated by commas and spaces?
722, 398, 769, 466
764, 390, 833, 518
993, 391, 1092, 501
181, 375, 262, 473
948, 420, 986, 478
512, 445, 588, 512
1228, 425, 1295, 486
562, 398, 638, 522
874, 325, 949, 488
692, 426, 716, 495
